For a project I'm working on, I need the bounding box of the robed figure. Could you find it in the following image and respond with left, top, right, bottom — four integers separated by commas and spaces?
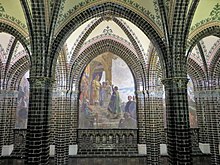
108, 86, 121, 118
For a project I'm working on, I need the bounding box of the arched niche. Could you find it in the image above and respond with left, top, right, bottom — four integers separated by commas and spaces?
78, 53, 137, 129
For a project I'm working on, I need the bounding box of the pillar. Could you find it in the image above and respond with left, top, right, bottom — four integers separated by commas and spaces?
54, 89, 71, 165
1, 90, 18, 146
136, 90, 146, 144
148, 89, 161, 165
162, 77, 192, 165
69, 90, 78, 145
205, 89, 219, 165
25, 77, 53, 165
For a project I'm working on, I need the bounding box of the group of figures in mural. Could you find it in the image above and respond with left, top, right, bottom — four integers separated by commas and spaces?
79, 55, 137, 129
79, 54, 198, 129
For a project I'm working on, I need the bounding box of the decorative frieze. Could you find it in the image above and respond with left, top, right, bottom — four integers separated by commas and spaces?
77, 129, 138, 155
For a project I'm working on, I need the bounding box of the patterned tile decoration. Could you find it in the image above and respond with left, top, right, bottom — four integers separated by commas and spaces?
0, 3, 5, 13
0, 1, 219, 164
82, 33, 133, 49
190, 3, 220, 32
118, 18, 148, 61
208, 39, 220, 64
57, 0, 162, 28
210, 3, 220, 19
0, 13, 27, 30
67, 18, 99, 62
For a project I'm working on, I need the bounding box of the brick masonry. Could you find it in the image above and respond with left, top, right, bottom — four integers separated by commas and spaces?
0, 1, 219, 165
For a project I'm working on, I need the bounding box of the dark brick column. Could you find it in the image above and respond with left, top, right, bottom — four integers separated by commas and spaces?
205, 89, 219, 165
0, 89, 17, 163
50, 90, 58, 145
194, 88, 209, 143
190, 128, 201, 154
162, 77, 192, 165
25, 77, 53, 165
136, 90, 146, 144
144, 90, 152, 163
0, 90, 5, 155
148, 93, 161, 164
194, 87, 220, 165
54, 89, 71, 165
1, 90, 18, 145
149, 85, 165, 144
69, 90, 78, 145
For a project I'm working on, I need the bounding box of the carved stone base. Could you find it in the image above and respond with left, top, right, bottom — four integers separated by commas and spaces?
69, 145, 78, 155
137, 144, 146, 154
2, 144, 14, 156
199, 143, 210, 153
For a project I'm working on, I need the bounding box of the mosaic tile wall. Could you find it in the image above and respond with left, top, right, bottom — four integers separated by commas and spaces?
0, 1, 219, 165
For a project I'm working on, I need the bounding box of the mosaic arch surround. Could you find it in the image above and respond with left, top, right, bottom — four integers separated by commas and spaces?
79, 54, 137, 129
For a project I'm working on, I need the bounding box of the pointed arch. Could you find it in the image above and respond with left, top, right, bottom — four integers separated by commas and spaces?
50, 2, 166, 78
211, 49, 220, 82
70, 38, 144, 91
0, 22, 30, 56
187, 58, 206, 89
6, 55, 30, 90
209, 45, 220, 78
187, 24, 220, 55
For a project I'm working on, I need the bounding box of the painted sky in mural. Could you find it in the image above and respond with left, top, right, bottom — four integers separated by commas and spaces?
79, 54, 137, 129
15, 71, 29, 128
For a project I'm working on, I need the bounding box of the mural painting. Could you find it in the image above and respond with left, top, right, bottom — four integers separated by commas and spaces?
15, 71, 29, 128
187, 78, 198, 128
79, 54, 137, 129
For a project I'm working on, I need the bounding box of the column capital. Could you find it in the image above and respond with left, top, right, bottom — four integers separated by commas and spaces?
162, 77, 189, 89
28, 77, 55, 88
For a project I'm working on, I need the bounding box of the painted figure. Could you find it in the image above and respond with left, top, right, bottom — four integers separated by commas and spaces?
118, 112, 137, 128
80, 73, 89, 101
100, 82, 106, 106
92, 75, 101, 105
105, 81, 112, 102
124, 95, 136, 119
108, 86, 121, 118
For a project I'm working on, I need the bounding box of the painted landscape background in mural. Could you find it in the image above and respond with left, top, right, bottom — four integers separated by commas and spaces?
79, 54, 137, 129
15, 71, 29, 128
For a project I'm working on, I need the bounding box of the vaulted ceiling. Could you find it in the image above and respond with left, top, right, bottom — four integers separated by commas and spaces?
0, 0, 219, 36
0, 0, 220, 81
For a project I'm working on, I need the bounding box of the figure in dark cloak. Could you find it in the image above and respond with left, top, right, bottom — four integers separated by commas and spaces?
107, 86, 121, 118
